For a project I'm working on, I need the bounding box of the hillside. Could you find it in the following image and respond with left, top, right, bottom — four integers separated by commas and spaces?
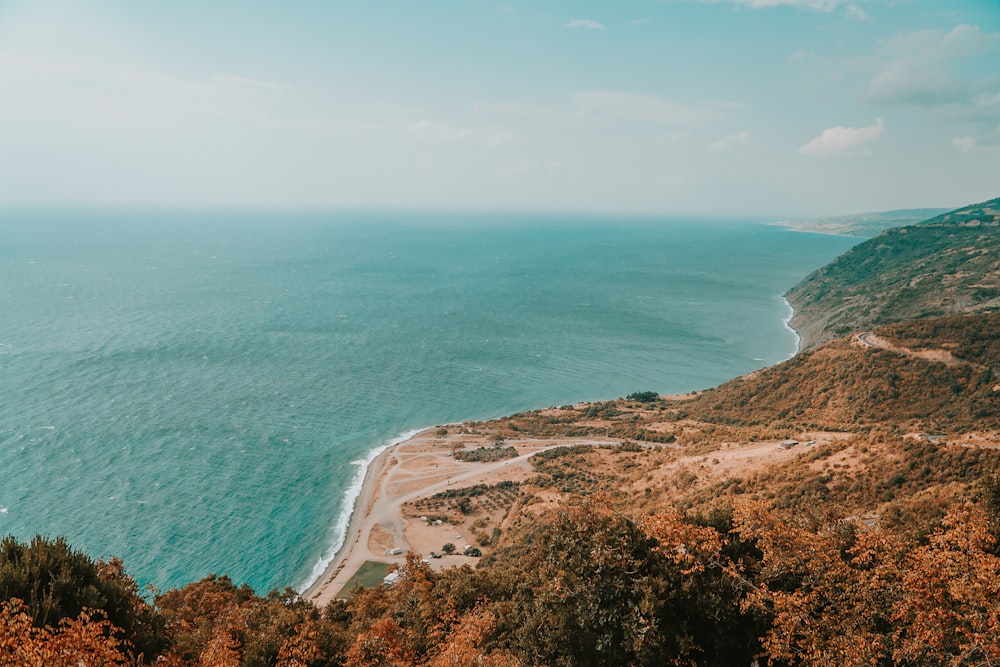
10, 308, 999, 665
787, 196, 1000, 349
6, 199, 1000, 666
683, 311, 1000, 433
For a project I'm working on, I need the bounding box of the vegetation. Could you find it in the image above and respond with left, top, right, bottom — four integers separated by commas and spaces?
788, 196, 1000, 348
5, 194, 1000, 664
0, 535, 166, 661
453, 446, 518, 463
683, 312, 1000, 433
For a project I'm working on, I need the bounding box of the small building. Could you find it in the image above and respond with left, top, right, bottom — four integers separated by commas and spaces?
383, 571, 402, 586
779, 439, 799, 450
385, 547, 403, 556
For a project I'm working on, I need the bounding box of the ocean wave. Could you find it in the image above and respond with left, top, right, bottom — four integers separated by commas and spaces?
780, 296, 800, 359
296, 427, 426, 593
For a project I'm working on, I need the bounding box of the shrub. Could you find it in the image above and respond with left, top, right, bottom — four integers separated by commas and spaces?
0, 535, 167, 661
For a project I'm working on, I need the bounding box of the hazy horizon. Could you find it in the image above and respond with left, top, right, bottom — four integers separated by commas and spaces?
1, 1, 998, 217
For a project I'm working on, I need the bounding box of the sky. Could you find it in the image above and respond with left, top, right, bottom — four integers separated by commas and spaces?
0, 0, 998, 217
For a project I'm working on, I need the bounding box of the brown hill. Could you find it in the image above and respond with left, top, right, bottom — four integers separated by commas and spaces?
684, 311, 1000, 433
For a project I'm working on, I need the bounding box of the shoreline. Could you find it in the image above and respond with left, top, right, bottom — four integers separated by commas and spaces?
300, 437, 399, 600
299, 425, 618, 606
299, 305, 809, 604
780, 295, 800, 358
297, 433, 404, 595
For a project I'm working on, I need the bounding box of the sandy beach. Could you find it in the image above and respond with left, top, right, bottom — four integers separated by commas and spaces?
301, 408, 851, 605
303, 427, 606, 606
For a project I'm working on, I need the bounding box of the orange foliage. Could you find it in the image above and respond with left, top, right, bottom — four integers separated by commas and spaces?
197, 615, 243, 667
0, 599, 132, 667
427, 606, 520, 667
276, 621, 322, 667
732, 501, 899, 666
344, 616, 416, 667
639, 509, 723, 573
892, 504, 1000, 665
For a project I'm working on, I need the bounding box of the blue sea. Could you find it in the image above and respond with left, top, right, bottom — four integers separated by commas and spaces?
0, 210, 858, 593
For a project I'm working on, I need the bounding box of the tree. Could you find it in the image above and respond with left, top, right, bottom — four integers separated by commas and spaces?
0, 599, 132, 667
892, 504, 1000, 665
427, 606, 520, 667
442, 543, 456, 555
731, 500, 900, 666
0, 535, 166, 661
344, 617, 415, 667
498, 499, 684, 666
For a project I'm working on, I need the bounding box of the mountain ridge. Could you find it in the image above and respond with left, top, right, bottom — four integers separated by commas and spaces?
787, 195, 1000, 350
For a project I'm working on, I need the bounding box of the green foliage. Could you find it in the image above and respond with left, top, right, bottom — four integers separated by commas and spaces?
484, 500, 759, 666
0, 534, 167, 661
788, 196, 1000, 348
626, 391, 659, 403
453, 446, 518, 462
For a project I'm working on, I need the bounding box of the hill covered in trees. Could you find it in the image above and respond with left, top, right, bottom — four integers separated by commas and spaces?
787, 196, 1000, 349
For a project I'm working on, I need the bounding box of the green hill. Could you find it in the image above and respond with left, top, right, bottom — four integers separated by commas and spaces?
787, 196, 1000, 349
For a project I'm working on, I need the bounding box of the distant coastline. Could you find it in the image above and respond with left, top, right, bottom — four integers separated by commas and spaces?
769, 207, 948, 238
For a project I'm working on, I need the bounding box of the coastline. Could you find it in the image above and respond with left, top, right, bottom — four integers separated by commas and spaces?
780, 295, 800, 359
299, 304, 811, 604
300, 437, 398, 600
300, 427, 581, 605
298, 428, 423, 594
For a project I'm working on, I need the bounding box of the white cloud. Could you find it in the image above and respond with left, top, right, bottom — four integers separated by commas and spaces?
483, 129, 518, 148
799, 118, 883, 157
787, 49, 809, 63
472, 101, 555, 117
572, 90, 722, 126
653, 131, 690, 144
210, 74, 288, 92
407, 119, 472, 141
708, 130, 751, 152
952, 125, 1000, 151
952, 136, 977, 153
845, 4, 868, 20
566, 19, 605, 30
866, 25, 1000, 107
704, 0, 848, 12
496, 160, 562, 178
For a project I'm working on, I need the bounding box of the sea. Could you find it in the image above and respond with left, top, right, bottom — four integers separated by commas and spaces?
0, 210, 859, 594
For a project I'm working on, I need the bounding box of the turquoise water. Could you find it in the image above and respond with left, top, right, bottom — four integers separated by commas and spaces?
0, 210, 858, 593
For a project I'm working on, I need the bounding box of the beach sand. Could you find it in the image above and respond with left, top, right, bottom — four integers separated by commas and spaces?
303, 428, 595, 606
302, 412, 850, 606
